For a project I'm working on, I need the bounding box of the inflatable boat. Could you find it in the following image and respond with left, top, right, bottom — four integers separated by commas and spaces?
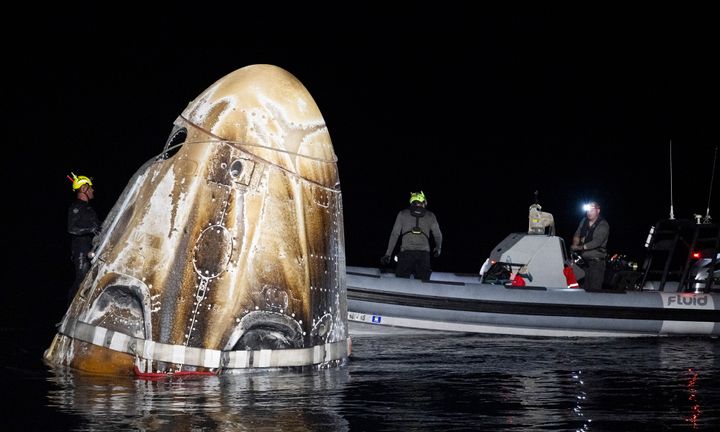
347, 208, 720, 337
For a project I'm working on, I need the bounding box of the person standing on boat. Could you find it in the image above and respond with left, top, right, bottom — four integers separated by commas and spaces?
67, 173, 101, 306
571, 201, 609, 291
381, 191, 442, 281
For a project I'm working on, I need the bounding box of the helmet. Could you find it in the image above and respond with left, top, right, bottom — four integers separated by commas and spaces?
68, 172, 93, 191
409, 191, 426, 204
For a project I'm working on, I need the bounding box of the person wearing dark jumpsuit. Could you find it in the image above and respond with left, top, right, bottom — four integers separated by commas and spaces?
382, 191, 442, 281
67, 173, 100, 305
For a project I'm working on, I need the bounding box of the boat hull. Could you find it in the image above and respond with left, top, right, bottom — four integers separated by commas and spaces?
347, 267, 720, 337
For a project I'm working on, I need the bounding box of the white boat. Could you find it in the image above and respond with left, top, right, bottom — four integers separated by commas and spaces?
347, 209, 720, 337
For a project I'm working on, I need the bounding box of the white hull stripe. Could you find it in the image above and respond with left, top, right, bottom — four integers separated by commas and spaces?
348, 312, 656, 337
60, 319, 349, 369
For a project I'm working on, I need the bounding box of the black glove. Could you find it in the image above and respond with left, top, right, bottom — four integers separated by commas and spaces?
433, 247, 441, 258
381, 255, 392, 265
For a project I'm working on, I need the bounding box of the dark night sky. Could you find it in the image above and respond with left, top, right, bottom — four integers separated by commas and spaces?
3, 7, 718, 319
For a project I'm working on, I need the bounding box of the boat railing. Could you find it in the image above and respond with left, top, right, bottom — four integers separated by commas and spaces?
639, 219, 719, 292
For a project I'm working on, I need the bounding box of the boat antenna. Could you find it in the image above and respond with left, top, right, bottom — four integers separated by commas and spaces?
669, 139, 675, 220
704, 145, 718, 224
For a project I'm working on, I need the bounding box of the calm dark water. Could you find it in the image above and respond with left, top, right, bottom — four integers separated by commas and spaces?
2, 326, 719, 431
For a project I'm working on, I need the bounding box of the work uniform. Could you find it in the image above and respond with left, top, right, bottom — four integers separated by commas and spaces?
67, 199, 100, 303
385, 205, 442, 280
574, 216, 610, 291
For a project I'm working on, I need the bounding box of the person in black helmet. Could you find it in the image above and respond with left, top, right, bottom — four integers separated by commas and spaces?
571, 201, 610, 291
381, 191, 443, 281
67, 173, 101, 306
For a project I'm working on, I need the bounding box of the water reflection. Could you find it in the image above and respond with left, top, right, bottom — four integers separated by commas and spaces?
31, 335, 720, 431
571, 370, 591, 432
659, 339, 717, 430
685, 368, 701, 429
46, 365, 351, 431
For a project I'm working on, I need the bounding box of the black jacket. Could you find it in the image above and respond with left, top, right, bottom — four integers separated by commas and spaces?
67, 199, 100, 260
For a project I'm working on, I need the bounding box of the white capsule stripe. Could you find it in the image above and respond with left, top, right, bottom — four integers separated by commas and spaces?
59, 319, 349, 369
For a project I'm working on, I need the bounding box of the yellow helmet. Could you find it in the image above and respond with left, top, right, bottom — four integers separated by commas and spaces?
409, 191, 426, 204
68, 172, 93, 191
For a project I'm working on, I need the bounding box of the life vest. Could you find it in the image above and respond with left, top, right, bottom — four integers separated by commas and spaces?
579, 217, 606, 253
402, 206, 430, 240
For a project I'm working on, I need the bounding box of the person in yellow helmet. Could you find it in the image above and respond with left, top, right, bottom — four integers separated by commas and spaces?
381, 191, 442, 280
66, 172, 101, 305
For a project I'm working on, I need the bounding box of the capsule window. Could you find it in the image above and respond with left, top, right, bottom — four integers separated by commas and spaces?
161, 126, 188, 159
230, 158, 255, 186
230, 160, 243, 178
